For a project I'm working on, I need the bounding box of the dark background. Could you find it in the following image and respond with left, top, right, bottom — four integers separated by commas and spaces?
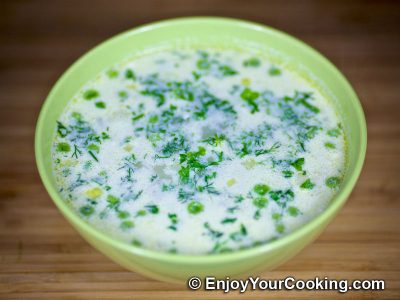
1, 0, 399, 299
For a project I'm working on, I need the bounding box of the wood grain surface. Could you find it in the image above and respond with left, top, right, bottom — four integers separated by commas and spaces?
1, 0, 399, 299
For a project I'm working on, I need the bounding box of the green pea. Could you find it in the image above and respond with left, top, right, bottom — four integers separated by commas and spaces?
137, 210, 146, 216
168, 213, 178, 224
291, 158, 305, 171
106, 195, 120, 207
87, 143, 100, 153
107, 69, 119, 78
327, 128, 341, 137
325, 142, 336, 149
197, 59, 210, 70
326, 176, 340, 189
282, 170, 293, 178
118, 90, 128, 99
79, 205, 94, 217
253, 197, 268, 209
131, 240, 142, 247
187, 201, 204, 215
118, 211, 130, 219
276, 223, 285, 233
56, 142, 70, 152
95, 101, 106, 109
287, 206, 300, 217
300, 179, 315, 189
272, 213, 282, 221
243, 57, 261, 67
83, 89, 99, 100
268, 66, 281, 76
120, 220, 134, 230
253, 184, 270, 195
241, 88, 260, 102
125, 69, 136, 80
149, 115, 158, 123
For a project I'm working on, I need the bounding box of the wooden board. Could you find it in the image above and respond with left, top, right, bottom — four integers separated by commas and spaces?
0, 0, 399, 299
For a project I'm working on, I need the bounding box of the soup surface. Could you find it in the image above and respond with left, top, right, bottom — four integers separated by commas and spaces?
52, 48, 345, 254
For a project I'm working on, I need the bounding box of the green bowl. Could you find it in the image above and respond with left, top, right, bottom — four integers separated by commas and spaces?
35, 17, 367, 283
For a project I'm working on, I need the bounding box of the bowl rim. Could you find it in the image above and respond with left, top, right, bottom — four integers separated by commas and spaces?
35, 16, 367, 263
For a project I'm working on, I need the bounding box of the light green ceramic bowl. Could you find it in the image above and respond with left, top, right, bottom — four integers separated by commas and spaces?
35, 17, 366, 283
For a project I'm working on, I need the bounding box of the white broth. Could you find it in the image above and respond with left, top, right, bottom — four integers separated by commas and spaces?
52, 48, 345, 254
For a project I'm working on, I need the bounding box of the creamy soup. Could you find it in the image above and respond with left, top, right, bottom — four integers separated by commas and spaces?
52, 48, 345, 254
